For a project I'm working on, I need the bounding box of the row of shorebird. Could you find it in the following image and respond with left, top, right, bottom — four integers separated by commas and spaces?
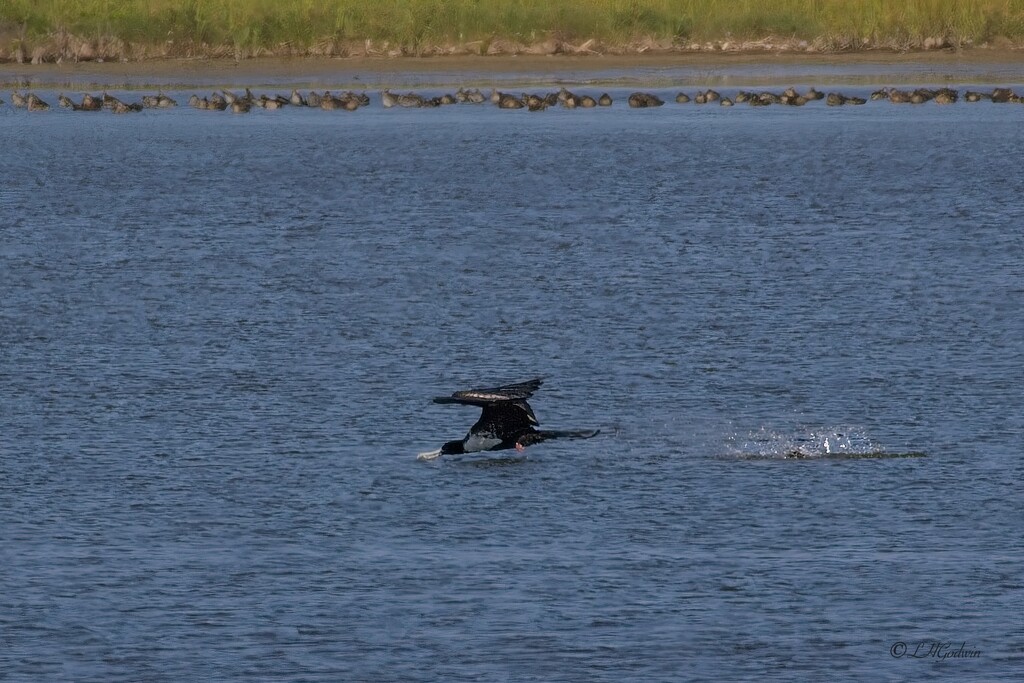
6, 85, 1023, 113
6, 90, 174, 112
188, 88, 372, 112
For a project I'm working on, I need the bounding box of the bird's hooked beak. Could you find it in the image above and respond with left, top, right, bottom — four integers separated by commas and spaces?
417, 448, 443, 461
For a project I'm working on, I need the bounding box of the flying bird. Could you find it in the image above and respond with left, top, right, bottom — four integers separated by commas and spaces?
417, 378, 599, 460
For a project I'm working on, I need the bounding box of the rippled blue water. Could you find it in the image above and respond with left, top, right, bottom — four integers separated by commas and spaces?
2, 85, 1022, 681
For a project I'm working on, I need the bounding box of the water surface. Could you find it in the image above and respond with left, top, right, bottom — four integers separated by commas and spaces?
2, 86, 1022, 681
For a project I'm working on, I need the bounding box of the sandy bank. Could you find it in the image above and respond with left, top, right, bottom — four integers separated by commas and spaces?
3, 51, 1024, 90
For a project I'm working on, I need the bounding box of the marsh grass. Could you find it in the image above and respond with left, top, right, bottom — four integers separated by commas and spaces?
3, 0, 1024, 57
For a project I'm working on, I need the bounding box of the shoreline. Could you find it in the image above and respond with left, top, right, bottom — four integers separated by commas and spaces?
4, 51, 1024, 90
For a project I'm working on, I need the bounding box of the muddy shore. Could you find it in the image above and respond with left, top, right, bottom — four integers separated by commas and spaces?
3, 51, 1024, 90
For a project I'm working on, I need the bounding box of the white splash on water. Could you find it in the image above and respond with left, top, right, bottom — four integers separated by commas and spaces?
723, 426, 885, 460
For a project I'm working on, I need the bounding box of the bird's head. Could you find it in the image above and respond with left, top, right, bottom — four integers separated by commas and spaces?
416, 439, 465, 461
440, 440, 465, 455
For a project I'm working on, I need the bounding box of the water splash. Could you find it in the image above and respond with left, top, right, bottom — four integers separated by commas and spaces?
721, 426, 924, 460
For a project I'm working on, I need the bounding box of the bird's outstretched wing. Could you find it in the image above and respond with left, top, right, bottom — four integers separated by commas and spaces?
433, 378, 543, 430
433, 378, 543, 406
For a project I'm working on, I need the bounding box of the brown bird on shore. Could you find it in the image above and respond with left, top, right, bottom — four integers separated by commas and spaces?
497, 93, 524, 109
628, 92, 664, 108
80, 94, 102, 111
523, 93, 547, 111
991, 87, 1014, 103
27, 94, 50, 111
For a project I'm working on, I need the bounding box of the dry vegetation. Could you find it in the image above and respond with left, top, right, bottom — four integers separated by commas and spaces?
3, 0, 1024, 63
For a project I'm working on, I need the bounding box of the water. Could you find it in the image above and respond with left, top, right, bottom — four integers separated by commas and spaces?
2, 87, 1022, 681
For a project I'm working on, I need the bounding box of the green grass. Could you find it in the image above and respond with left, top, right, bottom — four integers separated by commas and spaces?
3, 0, 1024, 55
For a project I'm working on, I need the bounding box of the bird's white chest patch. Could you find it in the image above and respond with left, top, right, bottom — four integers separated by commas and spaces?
463, 433, 502, 453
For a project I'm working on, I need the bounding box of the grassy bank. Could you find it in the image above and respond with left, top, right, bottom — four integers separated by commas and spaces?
3, 0, 1024, 62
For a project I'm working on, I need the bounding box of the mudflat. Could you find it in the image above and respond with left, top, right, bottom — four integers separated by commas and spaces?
3, 50, 1024, 89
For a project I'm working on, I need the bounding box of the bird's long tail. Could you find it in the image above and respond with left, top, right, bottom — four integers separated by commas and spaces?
529, 429, 600, 444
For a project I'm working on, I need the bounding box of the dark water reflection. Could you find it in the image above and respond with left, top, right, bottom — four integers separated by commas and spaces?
1, 88, 1022, 681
